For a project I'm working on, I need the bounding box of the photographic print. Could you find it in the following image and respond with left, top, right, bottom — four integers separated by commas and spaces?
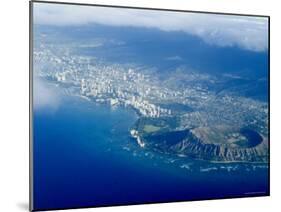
30, 1, 269, 211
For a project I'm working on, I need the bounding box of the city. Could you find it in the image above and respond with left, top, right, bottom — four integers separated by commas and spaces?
34, 41, 269, 162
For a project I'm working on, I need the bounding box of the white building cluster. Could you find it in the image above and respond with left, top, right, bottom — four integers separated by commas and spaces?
33, 42, 268, 135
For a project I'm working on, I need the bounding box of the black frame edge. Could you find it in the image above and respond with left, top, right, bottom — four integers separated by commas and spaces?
31, 0, 270, 18
29, 1, 34, 211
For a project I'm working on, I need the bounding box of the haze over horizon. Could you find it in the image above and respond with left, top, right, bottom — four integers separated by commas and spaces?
33, 2, 269, 52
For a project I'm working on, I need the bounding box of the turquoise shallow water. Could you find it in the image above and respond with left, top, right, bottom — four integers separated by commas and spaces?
33, 89, 269, 211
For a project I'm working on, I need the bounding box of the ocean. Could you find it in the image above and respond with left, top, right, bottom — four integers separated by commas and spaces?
33, 88, 268, 210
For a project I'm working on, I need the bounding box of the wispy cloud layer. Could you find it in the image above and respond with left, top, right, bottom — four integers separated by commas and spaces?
33, 77, 61, 110
33, 3, 268, 52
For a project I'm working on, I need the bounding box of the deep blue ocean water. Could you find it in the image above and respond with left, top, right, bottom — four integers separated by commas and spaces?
33, 90, 268, 210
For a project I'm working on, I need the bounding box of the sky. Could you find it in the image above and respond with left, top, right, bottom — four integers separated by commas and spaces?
33, 2, 268, 52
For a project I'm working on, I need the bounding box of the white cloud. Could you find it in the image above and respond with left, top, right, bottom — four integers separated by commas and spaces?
33, 77, 61, 110
166, 56, 183, 61
33, 2, 268, 52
